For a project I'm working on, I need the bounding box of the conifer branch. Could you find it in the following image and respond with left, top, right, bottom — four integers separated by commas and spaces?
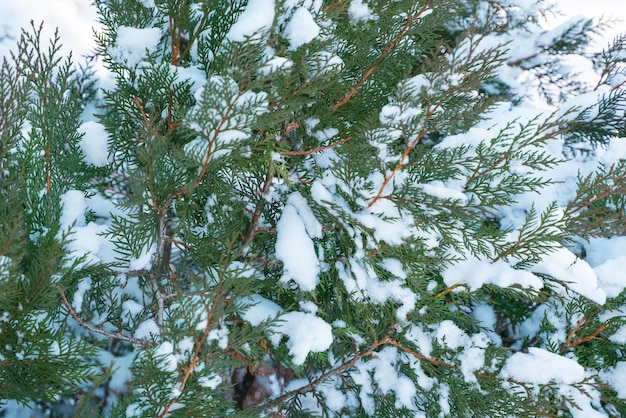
242, 165, 275, 248
59, 290, 153, 347
264, 335, 391, 410
435, 284, 465, 299
367, 103, 439, 207
158, 272, 226, 417
265, 332, 532, 412
243, 120, 294, 247
561, 315, 609, 352
44, 145, 51, 192
565, 183, 621, 216
330, 1, 433, 112
174, 78, 251, 200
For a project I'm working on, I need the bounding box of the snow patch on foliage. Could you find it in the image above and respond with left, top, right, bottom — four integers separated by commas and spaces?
594, 256, 626, 298
443, 256, 543, 291
284, 7, 320, 50
500, 347, 584, 384
357, 199, 415, 245
276, 202, 320, 291
533, 246, 606, 304
78, 121, 110, 167
60, 190, 87, 230
348, 0, 376, 22
600, 362, 626, 399
109, 26, 161, 68
238, 294, 282, 326
258, 56, 293, 75
129, 244, 156, 271
227, 0, 275, 41
135, 319, 160, 339
154, 341, 177, 372
270, 311, 333, 364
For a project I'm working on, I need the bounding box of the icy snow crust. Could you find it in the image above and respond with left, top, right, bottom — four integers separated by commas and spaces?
3, 0, 626, 416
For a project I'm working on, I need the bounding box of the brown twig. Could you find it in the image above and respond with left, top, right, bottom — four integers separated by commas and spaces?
367, 103, 439, 207
435, 284, 465, 299
566, 184, 621, 217
264, 330, 531, 412
264, 336, 391, 409
560, 316, 608, 352
330, 1, 432, 112
59, 290, 153, 347
158, 273, 226, 417
323, 0, 349, 13
281, 136, 352, 156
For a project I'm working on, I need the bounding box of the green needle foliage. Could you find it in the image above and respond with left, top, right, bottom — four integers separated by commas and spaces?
1, 0, 626, 417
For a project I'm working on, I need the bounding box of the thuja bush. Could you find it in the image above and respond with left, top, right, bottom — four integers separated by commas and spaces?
1, 0, 626, 416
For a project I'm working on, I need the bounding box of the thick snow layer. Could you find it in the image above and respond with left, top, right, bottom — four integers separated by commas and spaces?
78, 121, 110, 167
271, 311, 333, 365
284, 7, 320, 50
227, 0, 275, 41
109, 26, 161, 68
60, 190, 87, 231
134, 319, 160, 339
238, 294, 283, 326
276, 204, 320, 291
533, 247, 606, 304
443, 256, 544, 291
594, 256, 626, 298
600, 361, 626, 398
500, 347, 585, 384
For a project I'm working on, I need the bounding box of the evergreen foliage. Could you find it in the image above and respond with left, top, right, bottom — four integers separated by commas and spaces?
1, 0, 626, 416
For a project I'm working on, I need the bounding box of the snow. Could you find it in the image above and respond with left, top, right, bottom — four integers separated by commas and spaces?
443, 256, 544, 291
594, 256, 626, 298
129, 244, 156, 271
154, 341, 178, 372
285, 192, 323, 239
60, 190, 87, 231
533, 246, 606, 304
134, 319, 160, 339
599, 361, 626, 398
348, 0, 376, 23
270, 311, 333, 365
227, 0, 275, 41
500, 347, 585, 384
73, 278, 91, 314
108, 26, 162, 68
238, 295, 332, 364
78, 121, 110, 167
276, 204, 320, 291
436, 320, 469, 350
198, 374, 222, 389
369, 347, 417, 409
283, 7, 320, 50
258, 56, 293, 75
238, 294, 283, 326
0, 0, 100, 66
357, 199, 415, 245
365, 276, 416, 321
